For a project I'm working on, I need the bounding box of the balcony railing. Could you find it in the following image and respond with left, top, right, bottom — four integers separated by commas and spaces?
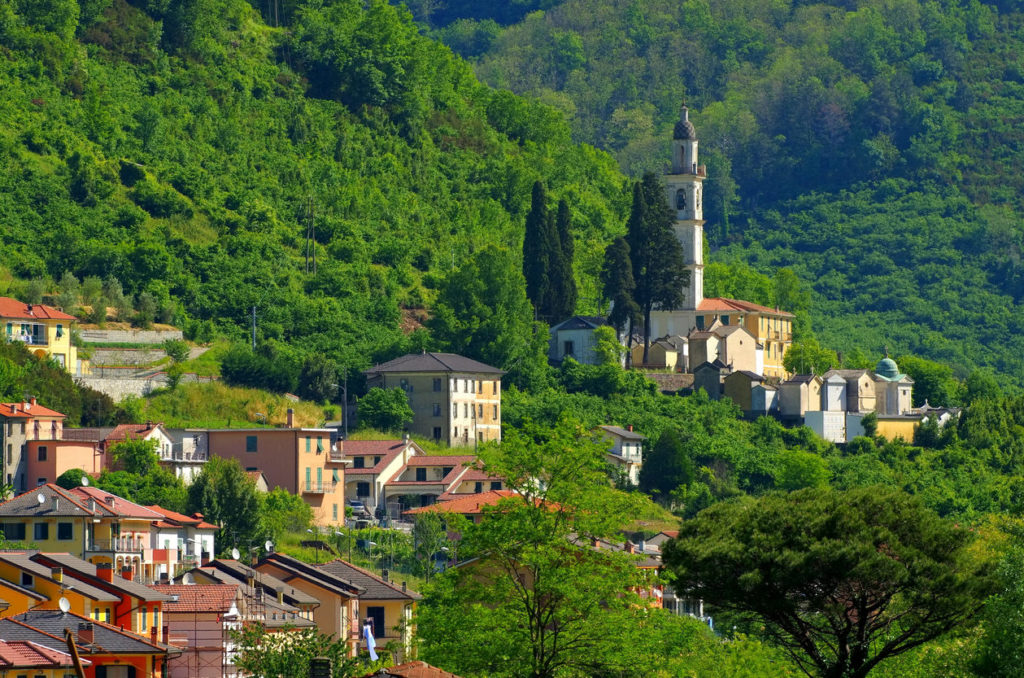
303, 481, 337, 494
86, 537, 145, 553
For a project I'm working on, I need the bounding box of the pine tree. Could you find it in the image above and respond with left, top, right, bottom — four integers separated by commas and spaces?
522, 181, 550, 319
626, 173, 689, 365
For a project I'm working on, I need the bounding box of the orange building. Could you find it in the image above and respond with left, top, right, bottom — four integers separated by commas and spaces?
207, 425, 346, 525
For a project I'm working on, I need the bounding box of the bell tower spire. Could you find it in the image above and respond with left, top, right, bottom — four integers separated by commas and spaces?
666, 102, 705, 311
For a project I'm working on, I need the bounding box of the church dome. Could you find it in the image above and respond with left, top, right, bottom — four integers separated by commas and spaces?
875, 357, 900, 380
674, 106, 697, 140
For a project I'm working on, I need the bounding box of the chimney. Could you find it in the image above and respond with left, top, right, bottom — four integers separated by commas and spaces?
105, 496, 115, 507
403, 432, 410, 446
401, 581, 407, 592
51, 567, 63, 583
287, 408, 294, 428
27, 303, 33, 314
627, 425, 633, 432
277, 590, 284, 604
23, 400, 30, 411
96, 564, 114, 582
121, 566, 132, 580
10, 404, 16, 414
30, 396, 37, 407
625, 542, 635, 554
78, 622, 94, 645
51, 497, 59, 512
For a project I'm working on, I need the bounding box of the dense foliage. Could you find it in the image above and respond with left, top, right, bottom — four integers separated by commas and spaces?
441, 0, 1024, 387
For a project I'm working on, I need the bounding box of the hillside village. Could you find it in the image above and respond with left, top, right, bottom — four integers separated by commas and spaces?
0, 109, 968, 678
4, 0, 1024, 676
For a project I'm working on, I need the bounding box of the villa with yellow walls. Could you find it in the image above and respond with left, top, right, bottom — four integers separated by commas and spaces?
0, 297, 88, 376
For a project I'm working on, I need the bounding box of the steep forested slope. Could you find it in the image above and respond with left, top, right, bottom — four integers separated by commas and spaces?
0, 0, 626, 377
437, 0, 1024, 386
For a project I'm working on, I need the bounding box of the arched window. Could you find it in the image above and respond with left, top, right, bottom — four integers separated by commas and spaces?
676, 189, 686, 210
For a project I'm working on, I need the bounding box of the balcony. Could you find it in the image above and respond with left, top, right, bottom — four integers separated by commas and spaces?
85, 537, 145, 554
303, 481, 337, 495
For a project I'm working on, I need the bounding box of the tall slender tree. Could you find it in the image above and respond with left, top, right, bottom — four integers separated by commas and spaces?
626, 173, 689, 364
601, 236, 638, 363
550, 198, 577, 319
523, 181, 551, 319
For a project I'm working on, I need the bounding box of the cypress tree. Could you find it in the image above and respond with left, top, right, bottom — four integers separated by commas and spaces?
601, 236, 639, 365
549, 198, 577, 319
626, 173, 689, 365
522, 181, 550, 318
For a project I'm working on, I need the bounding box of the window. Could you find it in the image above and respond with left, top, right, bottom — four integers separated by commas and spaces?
493, 405, 498, 419
432, 403, 441, 417
721, 315, 730, 325
56, 323, 64, 338
433, 427, 441, 440
245, 436, 258, 452
34, 523, 48, 540
58, 522, 73, 540
442, 467, 453, 476
695, 315, 705, 330
6, 444, 11, 463
305, 467, 311, 490
432, 378, 442, 392
353, 457, 365, 469
463, 404, 468, 418
316, 438, 324, 454
374, 456, 380, 465
356, 482, 370, 497
491, 481, 502, 491
3, 523, 25, 540
37, 446, 47, 462
478, 404, 483, 418
474, 482, 482, 493
333, 504, 338, 520
317, 468, 322, 487
478, 432, 484, 442
453, 379, 459, 393
332, 469, 339, 482
452, 403, 458, 418
563, 340, 575, 357
21, 572, 32, 587
306, 437, 311, 453
36, 477, 46, 487
141, 607, 148, 634
415, 468, 426, 482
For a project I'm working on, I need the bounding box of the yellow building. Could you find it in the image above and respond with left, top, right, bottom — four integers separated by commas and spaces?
0, 551, 119, 618
0, 297, 88, 375
364, 353, 503, 447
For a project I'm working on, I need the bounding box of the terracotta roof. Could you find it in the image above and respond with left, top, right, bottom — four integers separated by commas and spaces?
0, 401, 66, 419
317, 560, 421, 601
105, 423, 163, 443
344, 440, 415, 476
365, 352, 503, 376
0, 297, 76, 321
145, 505, 218, 530
697, 297, 794, 317
405, 490, 519, 516
360, 661, 462, 678
150, 584, 239, 613
0, 639, 89, 668
69, 486, 164, 520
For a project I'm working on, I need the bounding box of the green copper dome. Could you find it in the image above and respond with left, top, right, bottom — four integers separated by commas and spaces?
875, 357, 901, 381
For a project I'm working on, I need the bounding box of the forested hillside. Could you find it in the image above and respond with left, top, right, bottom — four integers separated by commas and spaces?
435, 0, 1024, 386
0, 0, 627, 384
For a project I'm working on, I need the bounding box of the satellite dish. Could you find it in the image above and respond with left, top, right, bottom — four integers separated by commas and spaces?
58, 596, 71, 614
37, 493, 46, 505
81, 476, 90, 486
231, 547, 240, 561
265, 540, 273, 553
182, 572, 194, 585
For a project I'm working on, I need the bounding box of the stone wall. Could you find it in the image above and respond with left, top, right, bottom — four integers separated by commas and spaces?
90, 348, 167, 366
80, 329, 183, 344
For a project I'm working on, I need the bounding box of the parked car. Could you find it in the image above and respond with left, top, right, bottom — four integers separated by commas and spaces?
347, 500, 370, 517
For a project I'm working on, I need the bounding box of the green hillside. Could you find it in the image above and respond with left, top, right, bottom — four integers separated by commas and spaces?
0, 0, 626, 384
437, 0, 1024, 386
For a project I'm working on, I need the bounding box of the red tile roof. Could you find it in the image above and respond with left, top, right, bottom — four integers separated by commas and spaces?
405, 490, 519, 516
406, 455, 475, 467
359, 661, 462, 678
0, 402, 66, 419
0, 297, 76, 321
697, 297, 795, 317
146, 505, 218, 530
149, 584, 239, 613
344, 440, 412, 476
105, 423, 163, 443
0, 639, 88, 668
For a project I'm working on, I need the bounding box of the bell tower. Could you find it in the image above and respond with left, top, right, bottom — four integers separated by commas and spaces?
664, 104, 705, 310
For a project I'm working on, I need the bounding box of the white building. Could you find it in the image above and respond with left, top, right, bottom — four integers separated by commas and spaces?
599, 425, 645, 486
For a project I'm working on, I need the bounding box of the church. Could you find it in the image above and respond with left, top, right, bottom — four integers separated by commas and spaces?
647, 105, 795, 378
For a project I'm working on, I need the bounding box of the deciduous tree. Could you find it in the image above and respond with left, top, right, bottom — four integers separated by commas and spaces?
357, 387, 413, 433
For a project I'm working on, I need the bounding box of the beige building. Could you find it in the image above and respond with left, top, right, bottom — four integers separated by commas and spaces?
778, 374, 823, 421
364, 352, 503, 447
688, 324, 760, 374
630, 336, 686, 370
723, 371, 766, 414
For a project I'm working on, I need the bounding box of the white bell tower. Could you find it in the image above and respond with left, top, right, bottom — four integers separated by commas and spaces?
664, 104, 705, 311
